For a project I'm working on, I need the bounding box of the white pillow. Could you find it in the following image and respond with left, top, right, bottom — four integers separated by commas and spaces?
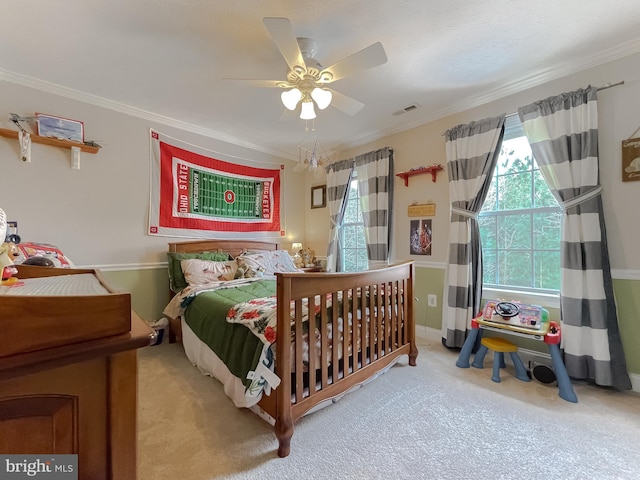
236, 250, 299, 275
181, 259, 238, 286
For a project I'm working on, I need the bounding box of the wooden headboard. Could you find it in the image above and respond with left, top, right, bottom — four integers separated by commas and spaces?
168, 239, 281, 258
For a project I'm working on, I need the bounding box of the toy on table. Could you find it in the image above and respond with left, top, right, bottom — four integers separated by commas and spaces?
481, 300, 549, 331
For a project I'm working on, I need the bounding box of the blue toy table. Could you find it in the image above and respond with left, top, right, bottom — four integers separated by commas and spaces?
456, 316, 578, 403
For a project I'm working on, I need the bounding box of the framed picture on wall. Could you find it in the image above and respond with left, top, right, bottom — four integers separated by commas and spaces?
311, 185, 326, 209
36, 113, 84, 143
622, 137, 640, 182
410, 219, 432, 255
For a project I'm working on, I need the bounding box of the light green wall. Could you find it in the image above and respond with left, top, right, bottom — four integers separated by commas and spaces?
101, 268, 171, 324
613, 279, 640, 375
414, 267, 445, 330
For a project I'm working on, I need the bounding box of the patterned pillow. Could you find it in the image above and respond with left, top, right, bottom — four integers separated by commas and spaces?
236, 250, 299, 275
167, 251, 231, 292
180, 259, 238, 286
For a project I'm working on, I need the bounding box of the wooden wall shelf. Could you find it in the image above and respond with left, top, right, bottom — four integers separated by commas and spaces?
0, 127, 100, 154
396, 164, 444, 186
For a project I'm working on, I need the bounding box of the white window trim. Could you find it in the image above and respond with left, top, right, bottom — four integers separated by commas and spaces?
482, 286, 560, 309
480, 115, 561, 297
339, 176, 368, 272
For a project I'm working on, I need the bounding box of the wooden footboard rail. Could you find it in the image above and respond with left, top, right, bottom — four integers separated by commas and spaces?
271, 261, 417, 457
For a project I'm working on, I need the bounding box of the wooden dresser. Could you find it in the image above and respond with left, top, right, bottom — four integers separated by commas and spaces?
0, 265, 154, 480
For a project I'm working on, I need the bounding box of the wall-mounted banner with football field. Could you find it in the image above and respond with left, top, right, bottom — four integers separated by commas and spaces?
149, 129, 283, 238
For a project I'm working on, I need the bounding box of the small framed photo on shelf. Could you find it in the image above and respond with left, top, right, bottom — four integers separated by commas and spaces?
311, 185, 326, 209
622, 137, 640, 182
36, 113, 84, 143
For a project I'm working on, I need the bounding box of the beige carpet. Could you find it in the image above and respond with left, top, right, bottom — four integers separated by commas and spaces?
137, 337, 640, 480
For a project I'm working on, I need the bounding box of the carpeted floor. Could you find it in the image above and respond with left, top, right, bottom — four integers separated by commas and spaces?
137, 337, 640, 480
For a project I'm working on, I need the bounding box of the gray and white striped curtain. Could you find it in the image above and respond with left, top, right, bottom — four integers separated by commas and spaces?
354, 147, 394, 268
325, 159, 354, 272
518, 87, 631, 389
442, 115, 506, 348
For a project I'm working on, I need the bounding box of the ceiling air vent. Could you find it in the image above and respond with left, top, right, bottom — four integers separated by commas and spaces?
393, 103, 421, 116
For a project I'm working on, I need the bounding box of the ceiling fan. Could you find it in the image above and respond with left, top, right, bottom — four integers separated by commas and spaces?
226, 17, 388, 119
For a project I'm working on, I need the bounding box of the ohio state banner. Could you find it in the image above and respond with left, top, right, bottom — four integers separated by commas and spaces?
149, 130, 283, 238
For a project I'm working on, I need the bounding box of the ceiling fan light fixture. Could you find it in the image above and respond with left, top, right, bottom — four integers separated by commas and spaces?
300, 100, 316, 120
281, 88, 302, 110
311, 87, 332, 110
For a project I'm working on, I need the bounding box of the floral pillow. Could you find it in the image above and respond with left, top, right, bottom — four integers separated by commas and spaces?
181, 259, 238, 286
236, 250, 299, 276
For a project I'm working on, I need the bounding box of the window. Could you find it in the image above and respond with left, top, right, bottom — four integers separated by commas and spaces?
479, 117, 561, 293
339, 176, 369, 272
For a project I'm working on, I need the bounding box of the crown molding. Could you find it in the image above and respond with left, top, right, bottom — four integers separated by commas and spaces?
0, 69, 297, 161
338, 39, 640, 151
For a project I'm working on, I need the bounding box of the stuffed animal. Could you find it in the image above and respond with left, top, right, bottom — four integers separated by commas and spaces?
1, 241, 20, 260
0, 241, 20, 285
292, 251, 305, 269
235, 263, 253, 278
299, 248, 316, 268
234, 262, 263, 279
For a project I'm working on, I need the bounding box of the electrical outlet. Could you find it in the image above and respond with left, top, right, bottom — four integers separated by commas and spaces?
427, 294, 437, 307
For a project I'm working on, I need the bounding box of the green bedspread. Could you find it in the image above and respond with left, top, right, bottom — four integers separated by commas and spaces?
182, 279, 277, 391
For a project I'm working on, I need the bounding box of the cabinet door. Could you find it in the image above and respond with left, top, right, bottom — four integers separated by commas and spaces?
0, 358, 109, 479
0, 396, 77, 453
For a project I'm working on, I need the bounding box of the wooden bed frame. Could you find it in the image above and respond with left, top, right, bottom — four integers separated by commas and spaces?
167, 239, 417, 457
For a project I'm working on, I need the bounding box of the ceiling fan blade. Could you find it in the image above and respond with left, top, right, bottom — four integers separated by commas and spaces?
319, 42, 387, 83
328, 89, 365, 116
222, 79, 287, 88
263, 17, 306, 77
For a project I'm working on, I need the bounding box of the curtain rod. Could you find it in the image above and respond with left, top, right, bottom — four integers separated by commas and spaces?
502, 81, 625, 119
442, 80, 626, 133
597, 80, 625, 91
505, 81, 625, 118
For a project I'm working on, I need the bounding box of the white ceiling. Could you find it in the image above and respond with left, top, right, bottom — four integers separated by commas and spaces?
2, 1, 640, 161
